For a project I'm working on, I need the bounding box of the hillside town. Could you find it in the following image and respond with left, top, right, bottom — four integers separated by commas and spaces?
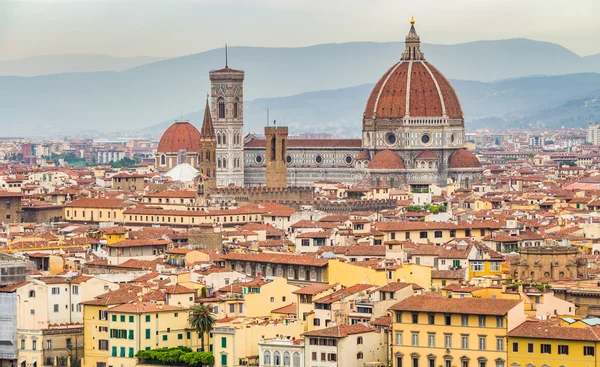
1, 19, 600, 367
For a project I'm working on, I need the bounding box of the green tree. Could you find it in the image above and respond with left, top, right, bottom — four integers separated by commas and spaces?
188, 303, 216, 352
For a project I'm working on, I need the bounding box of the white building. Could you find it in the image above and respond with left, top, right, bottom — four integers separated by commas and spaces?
588, 123, 600, 145
259, 337, 304, 367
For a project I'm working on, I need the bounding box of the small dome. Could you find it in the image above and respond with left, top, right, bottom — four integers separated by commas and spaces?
356, 150, 371, 160
164, 163, 199, 182
449, 149, 481, 169
416, 150, 438, 160
368, 150, 405, 170
157, 121, 202, 153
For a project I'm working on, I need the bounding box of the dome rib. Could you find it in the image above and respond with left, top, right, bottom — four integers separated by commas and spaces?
368, 150, 405, 170
449, 149, 481, 169
157, 121, 202, 154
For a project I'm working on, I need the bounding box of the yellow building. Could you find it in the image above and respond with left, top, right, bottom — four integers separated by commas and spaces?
507, 319, 600, 367
81, 285, 143, 367
64, 198, 130, 223
327, 259, 431, 290
211, 319, 304, 367
389, 295, 525, 367
376, 221, 501, 245
106, 302, 200, 367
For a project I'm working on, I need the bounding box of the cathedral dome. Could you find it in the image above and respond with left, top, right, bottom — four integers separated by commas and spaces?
363, 21, 462, 120
368, 150, 405, 170
449, 149, 481, 169
157, 121, 202, 153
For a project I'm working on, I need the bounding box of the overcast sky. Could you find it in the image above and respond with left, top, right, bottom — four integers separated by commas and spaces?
1, 0, 599, 61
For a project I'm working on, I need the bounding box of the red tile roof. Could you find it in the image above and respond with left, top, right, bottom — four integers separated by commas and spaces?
389, 295, 521, 315
302, 324, 374, 338
157, 121, 202, 153
368, 150, 405, 170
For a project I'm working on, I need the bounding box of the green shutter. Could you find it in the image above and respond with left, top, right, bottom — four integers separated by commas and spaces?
112, 315, 116, 322
186, 332, 191, 339
129, 316, 134, 323
120, 347, 125, 357
111, 346, 117, 356
221, 337, 227, 348
145, 329, 151, 339
129, 348, 134, 358
162, 335, 167, 341
128, 330, 134, 339
120, 315, 125, 322
178, 334, 183, 340
221, 354, 227, 366
145, 315, 151, 322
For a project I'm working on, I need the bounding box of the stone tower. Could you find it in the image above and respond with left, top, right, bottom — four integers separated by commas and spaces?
199, 97, 217, 191
209, 59, 245, 187
265, 125, 288, 188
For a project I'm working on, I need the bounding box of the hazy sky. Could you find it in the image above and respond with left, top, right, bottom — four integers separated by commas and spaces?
1, 0, 599, 61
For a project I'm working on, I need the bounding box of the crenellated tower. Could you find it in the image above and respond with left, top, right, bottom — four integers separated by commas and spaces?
265, 124, 288, 188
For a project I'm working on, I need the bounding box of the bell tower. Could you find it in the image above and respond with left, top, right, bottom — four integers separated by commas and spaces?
209, 47, 245, 187
265, 124, 288, 188
199, 97, 217, 190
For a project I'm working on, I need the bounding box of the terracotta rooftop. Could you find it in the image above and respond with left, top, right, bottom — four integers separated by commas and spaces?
389, 295, 521, 315
302, 324, 374, 338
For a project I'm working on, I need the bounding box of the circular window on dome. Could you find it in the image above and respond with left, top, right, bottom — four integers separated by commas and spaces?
286, 155, 293, 164
255, 155, 263, 164
385, 133, 397, 146
420, 133, 432, 146
315, 155, 324, 165
345, 155, 353, 165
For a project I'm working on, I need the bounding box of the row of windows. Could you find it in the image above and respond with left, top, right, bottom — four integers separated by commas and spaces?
396, 312, 504, 328
21, 338, 73, 351
126, 214, 261, 224
395, 331, 502, 351
111, 346, 135, 358
396, 355, 502, 367
511, 342, 595, 356
263, 351, 301, 366
390, 229, 483, 240
51, 286, 78, 295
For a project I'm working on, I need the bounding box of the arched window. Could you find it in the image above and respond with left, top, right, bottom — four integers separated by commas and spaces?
357, 336, 363, 345
293, 352, 300, 367
223, 158, 227, 169
274, 351, 281, 366
206, 151, 210, 161
233, 98, 239, 119
283, 352, 290, 366
217, 158, 221, 169
206, 169, 210, 177
223, 134, 227, 146
218, 97, 225, 118
217, 134, 222, 145
263, 351, 271, 365
270, 136, 276, 160
160, 154, 166, 166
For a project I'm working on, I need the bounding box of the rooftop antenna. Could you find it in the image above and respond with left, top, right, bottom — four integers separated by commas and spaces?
225, 44, 228, 68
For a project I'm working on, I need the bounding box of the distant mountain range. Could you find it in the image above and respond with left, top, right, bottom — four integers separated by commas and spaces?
147, 73, 600, 135
0, 55, 164, 76
0, 39, 599, 136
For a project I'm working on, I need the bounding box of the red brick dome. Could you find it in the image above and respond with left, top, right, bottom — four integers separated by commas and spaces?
157, 121, 202, 153
449, 149, 481, 169
363, 21, 462, 120
368, 150, 405, 170
364, 61, 463, 120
